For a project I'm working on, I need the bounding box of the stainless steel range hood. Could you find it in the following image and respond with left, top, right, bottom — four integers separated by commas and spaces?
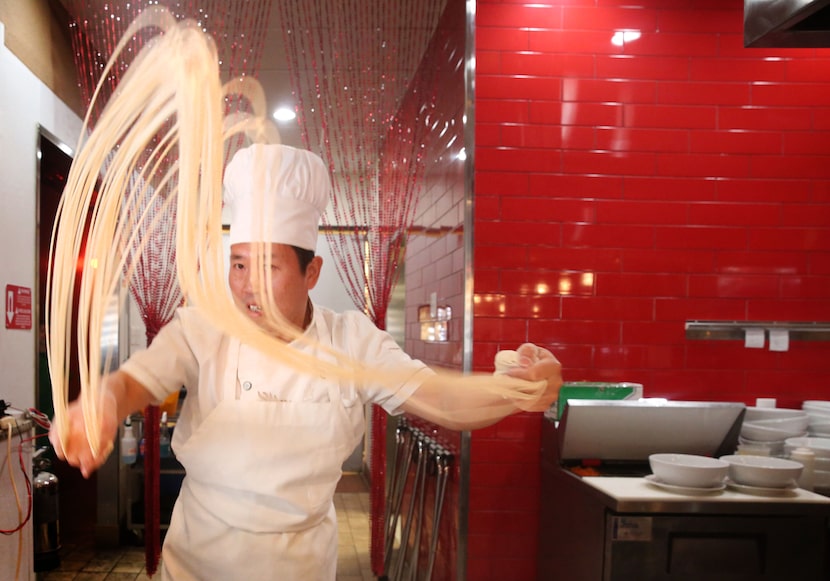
745, 0, 830, 47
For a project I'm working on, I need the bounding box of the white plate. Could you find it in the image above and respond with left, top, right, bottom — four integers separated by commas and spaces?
725, 478, 798, 496
644, 474, 725, 495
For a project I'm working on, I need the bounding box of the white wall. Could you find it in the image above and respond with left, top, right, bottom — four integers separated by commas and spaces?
309, 234, 361, 313
0, 20, 83, 412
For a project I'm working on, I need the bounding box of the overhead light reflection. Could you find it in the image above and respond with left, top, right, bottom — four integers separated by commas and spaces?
611, 30, 641, 47
272, 107, 297, 122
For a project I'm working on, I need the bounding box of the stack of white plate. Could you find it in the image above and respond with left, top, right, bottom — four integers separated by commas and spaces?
802, 401, 830, 437
784, 436, 830, 490
739, 407, 809, 456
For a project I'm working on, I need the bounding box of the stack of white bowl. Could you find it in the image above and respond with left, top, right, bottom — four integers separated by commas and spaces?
738, 407, 810, 457
784, 436, 830, 491
803, 400, 830, 437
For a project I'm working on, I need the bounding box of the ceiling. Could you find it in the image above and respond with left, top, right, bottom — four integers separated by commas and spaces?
256, 2, 302, 148
55, 0, 451, 232
56, 0, 301, 147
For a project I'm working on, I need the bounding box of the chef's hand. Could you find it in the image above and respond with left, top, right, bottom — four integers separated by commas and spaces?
503, 343, 563, 411
49, 388, 118, 479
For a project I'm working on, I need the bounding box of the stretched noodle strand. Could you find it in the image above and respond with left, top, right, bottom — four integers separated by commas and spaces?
47, 8, 549, 457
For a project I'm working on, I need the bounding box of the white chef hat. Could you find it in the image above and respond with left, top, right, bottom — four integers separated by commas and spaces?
223, 143, 330, 251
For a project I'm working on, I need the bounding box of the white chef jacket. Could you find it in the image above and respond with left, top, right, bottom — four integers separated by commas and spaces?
121, 304, 433, 580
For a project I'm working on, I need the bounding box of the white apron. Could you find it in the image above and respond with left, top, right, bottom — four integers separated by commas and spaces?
160, 316, 363, 580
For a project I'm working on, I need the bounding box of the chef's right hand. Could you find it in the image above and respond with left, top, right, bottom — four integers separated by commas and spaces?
504, 343, 563, 411
49, 388, 118, 479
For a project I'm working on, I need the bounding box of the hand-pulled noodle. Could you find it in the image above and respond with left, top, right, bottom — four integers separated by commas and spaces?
47, 8, 548, 456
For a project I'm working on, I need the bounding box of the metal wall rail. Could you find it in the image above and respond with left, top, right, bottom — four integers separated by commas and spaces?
685, 320, 830, 342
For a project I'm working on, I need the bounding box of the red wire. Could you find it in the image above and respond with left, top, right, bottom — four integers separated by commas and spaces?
0, 432, 46, 535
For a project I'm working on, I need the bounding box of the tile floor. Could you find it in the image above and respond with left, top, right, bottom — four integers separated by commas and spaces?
38, 478, 374, 580
332, 489, 374, 581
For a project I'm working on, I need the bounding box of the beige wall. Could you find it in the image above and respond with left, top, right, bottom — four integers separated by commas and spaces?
0, 0, 82, 116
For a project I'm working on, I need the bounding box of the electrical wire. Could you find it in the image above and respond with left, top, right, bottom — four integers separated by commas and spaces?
0, 406, 49, 535
0, 408, 50, 581
0, 419, 34, 535
1, 422, 23, 580
26, 408, 53, 431
10, 422, 21, 581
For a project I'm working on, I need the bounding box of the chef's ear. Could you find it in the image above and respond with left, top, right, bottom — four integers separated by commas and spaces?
306, 255, 323, 289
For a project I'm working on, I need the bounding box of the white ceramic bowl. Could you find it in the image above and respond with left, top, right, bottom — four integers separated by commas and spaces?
750, 415, 810, 433
736, 437, 785, 457
720, 455, 803, 488
815, 469, 830, 489
806, 410, 830, 423
814, 469, 830, 489
785, 437, 830, 458
649, 453, 729, 488
812, 456, 830, 471
809, 422, 830, 437
740, 422, 795, 442
744, 407, 805, 422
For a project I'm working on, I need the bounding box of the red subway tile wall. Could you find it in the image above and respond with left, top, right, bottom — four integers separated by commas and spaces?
472, 0, 830, 579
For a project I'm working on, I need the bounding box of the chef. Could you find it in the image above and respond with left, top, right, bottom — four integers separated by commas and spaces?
51, 143, 563, 580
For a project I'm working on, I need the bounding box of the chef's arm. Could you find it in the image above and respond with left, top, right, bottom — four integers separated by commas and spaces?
400, 343, 563, 431
49, 369, 155, 478
105, 369, 157, 422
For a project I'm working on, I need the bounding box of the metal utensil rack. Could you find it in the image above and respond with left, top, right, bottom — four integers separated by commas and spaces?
383, 417, 453, 581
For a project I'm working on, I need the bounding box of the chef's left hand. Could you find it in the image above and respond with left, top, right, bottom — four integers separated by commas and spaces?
505, 343, 563, 411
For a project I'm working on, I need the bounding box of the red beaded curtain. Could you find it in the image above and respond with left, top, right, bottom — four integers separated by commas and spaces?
62, 1, 272, 574
278, 0, 446, 575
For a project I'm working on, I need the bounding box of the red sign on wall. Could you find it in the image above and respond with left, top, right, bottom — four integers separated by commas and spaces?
6, 284, 32, 330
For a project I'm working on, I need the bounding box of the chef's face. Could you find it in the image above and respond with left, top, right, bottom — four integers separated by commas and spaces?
228, 242, 322, 332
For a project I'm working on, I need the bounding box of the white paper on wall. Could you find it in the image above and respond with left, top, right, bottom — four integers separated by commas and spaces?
744, 327, 765, 349
769, 328, 790, 352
